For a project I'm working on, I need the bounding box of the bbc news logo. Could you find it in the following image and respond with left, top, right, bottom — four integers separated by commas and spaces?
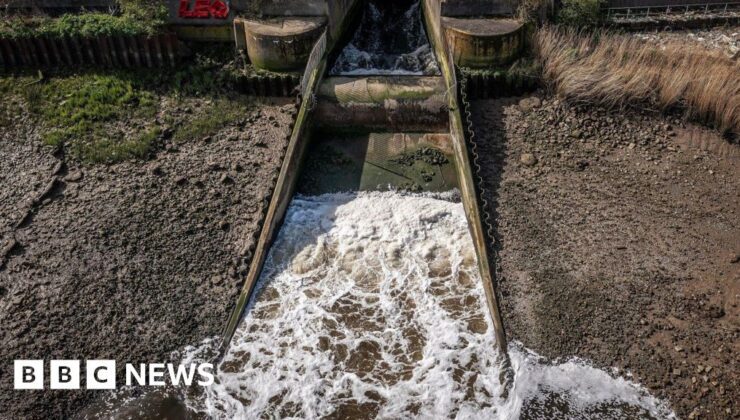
14, 360, 214, 390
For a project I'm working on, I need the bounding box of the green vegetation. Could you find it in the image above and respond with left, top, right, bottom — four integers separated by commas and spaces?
557, 0, 605, 27
0, 76, 36, 128
25, 75, 159, 163
173, 100, 245, 144
76, 127, 162, 164
0, 1, 166, 39
1, 73, 163, 163
461, 57, 541, 94
0, 46, 261, 164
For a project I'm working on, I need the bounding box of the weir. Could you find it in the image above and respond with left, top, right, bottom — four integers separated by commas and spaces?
221, 0, 513, 394
55, 2, 682, 417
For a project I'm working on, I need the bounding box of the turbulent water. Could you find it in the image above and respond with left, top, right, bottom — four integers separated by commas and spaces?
329, 0, 440, 76
182, 192, 675, 419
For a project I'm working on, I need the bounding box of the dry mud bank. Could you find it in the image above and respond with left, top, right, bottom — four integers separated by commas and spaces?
0, 99, 294, 418
471, 96, 738, 419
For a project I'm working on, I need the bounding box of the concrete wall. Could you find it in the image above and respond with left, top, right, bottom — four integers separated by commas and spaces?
325, 0, 357, 41
231, 0, 326, 16
441, 0, 514, 16
169, 0, 233, 25
169, 0, 356, 32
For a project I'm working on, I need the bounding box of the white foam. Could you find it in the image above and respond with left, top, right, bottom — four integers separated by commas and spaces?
184, 192, 675, 419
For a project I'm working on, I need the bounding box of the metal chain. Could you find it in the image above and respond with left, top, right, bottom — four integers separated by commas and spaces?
457, 68, 497, 254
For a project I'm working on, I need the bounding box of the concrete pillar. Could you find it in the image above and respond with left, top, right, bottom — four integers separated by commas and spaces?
240, 17, 326, 71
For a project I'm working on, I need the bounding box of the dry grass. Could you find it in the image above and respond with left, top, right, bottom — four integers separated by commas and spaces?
536, 26, 740, 134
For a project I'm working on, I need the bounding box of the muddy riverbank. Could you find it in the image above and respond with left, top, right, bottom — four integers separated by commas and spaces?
471, 95, 738, 419
0, 97, 294, 418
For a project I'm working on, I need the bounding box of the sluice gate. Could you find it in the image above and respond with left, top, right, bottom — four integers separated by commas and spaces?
222, 0, 512, 392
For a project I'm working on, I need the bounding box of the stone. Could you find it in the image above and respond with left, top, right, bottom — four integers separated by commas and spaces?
64, 171, 83, 183
519, 97, 541, 113
1, 238, 18, 257
175, 176, 188, 186
52, 161, 64, 175
520, 153, 537, 166
148, 164, 163, 176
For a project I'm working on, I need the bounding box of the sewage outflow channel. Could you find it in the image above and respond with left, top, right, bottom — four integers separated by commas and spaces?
94, 1, 675, 418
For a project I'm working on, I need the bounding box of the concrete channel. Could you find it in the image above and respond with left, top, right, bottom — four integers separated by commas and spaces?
220, 0, 513, 393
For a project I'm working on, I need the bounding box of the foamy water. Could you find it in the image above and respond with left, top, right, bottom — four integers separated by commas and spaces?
330, 1, 440, 76
183, 192, 675, 419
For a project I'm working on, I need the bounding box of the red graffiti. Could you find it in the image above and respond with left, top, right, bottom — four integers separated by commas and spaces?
178, 0, 230, 19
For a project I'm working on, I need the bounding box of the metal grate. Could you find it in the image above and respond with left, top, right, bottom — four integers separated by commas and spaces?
605, 1, 740, 17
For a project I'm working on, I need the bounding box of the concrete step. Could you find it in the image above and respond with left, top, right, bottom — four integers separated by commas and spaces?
442, 17, 525, 67
315, 76, 449, 132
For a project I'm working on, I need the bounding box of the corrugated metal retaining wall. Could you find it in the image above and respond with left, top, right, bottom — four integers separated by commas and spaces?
0, 33, 181, 68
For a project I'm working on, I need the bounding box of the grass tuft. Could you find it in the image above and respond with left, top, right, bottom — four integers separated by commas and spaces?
0, 1, 166, 39
25, 75, 158, 163
536, 26, 740, 134
173, 100, 245, 144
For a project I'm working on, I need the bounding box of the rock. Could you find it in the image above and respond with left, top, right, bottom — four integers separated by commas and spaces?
174, 176, 188, 186
673, 368, 682, 376
519, 97, 541, 113
64, 171, 83, 183
148, 164, 163, 176
675, 345, 684, 352
1, 238, 18, 257
52, 161, 64, 175
220, 174, 234, 185
575, 160, 589, 171
628, 143, 636, 150
731, 254, 740, 264
520, 153, 537, 167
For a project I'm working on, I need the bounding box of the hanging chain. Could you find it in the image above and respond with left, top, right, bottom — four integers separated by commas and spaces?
457, 67, 497, 255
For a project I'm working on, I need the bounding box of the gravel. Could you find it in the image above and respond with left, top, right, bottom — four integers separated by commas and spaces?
471, 94, 739, 419
632, 25, 739, 58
